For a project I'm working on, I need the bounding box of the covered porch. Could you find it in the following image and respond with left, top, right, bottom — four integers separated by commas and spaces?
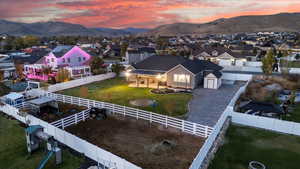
126, 70, 167, 89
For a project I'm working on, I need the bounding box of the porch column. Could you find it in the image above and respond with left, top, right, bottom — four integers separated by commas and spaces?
136, 75, 139, 87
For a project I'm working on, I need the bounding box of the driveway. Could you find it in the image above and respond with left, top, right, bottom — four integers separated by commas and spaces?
187, 83, 243, 127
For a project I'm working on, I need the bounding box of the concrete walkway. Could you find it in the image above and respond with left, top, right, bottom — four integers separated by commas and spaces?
187, 83, 243, 127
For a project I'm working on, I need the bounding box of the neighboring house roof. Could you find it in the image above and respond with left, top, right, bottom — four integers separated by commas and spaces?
240, 101, 285, 114
52, 45, 73, 58
13, 49, 49, 64
180, 59, 223, 74
132, 55, 223, 75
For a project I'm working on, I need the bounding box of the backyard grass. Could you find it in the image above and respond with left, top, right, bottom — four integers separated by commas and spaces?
0, 114, 83, 169
58, 77, 192, 116
208, 125, 300, 169
282, 103, 300, 123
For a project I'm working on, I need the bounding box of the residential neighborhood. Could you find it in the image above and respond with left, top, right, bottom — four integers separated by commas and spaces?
1, 1, 300, 169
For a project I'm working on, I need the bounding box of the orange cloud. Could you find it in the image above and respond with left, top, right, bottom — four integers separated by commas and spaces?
1, 0, 300, 28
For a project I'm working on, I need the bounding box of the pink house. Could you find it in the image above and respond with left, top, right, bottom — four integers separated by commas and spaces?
24, 46, 92, 81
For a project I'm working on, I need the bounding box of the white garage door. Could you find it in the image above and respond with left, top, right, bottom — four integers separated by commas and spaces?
207, 79, 214, 89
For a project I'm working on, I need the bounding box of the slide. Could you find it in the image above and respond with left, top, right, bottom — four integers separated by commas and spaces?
36, 151, 54, 169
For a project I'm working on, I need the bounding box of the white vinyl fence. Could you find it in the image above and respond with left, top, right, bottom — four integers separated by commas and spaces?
41, 91, 213, 138
0, 102, 141, 169
189, 109, 230, 169
222, 72, 253, 81
47, 73, 115, 92
51, 109, 90, 129
231, 112, 300, 136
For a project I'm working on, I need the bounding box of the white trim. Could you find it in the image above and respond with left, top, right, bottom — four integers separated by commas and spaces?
165, 64, 196, 76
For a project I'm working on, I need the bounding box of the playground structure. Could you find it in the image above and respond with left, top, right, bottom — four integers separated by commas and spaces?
25, 125, 62, 169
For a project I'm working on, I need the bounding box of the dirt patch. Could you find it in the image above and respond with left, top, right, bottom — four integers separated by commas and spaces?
29, 102, 87, 123
66, 115, 204, 169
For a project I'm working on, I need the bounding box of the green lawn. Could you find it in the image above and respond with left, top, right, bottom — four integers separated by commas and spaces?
282, 103, 300, 123
0, 115, 83, 169
208, 125, 300, 169
58, 77, 192, 116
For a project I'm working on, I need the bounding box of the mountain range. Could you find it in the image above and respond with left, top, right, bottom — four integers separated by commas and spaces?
1, 12, 300, 37
0, 20, 149, 36
145, 12, 300, 36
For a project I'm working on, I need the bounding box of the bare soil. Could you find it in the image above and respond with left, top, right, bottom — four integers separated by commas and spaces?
66, 115, 204, 169
29, 102, 87, 123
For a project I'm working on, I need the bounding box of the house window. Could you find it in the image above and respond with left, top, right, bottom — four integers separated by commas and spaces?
47, 59, 49, 63
78, 57, 82, 62
173, 74, 190, 83
51, 58, 54, 62
83, 57, 86, 61
67, 58, 70, 63
62, 58, 65, 63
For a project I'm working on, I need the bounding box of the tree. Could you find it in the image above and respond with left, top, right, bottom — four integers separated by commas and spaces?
262, 50, 276, 75
42, 66, 52, 75
15, 63, 24, 80
23, 35, 40, 47
90, 56, 105, 75
111, 64, 124, 76
120, 42, 129, 57
56, 68, 70, 83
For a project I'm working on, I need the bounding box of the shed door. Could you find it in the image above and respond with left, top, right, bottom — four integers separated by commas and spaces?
207, 79, 215, 89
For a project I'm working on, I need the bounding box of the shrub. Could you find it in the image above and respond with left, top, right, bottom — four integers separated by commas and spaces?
56, 68, 70, 83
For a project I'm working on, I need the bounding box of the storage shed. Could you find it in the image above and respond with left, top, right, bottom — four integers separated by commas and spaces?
204, 71, 222, 89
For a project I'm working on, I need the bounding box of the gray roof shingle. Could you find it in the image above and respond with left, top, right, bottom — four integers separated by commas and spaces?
132, 55, 222, 75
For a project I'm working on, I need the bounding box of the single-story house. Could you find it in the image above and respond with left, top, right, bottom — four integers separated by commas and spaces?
126, 55, 223, 89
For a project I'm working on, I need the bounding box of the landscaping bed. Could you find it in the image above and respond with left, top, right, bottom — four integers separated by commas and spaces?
235, 75, 300, 121
0, 113, 83, 169
28, 102, 87, 123
58, 77, 192, 116
208, 125, 300, 169
66, 115, 204, 169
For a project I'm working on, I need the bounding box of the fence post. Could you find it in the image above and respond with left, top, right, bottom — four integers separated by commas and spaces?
182, 121, 184, 131
63, 95, 65, 103
165, 116, 168, 128
75, 113, 78, 124
136, 109, 139, 120
83, 112, 86, 121
62, 119, 65, 130
123, 106, 126, 117
112, 104, 114, 115
205, 126, 208, 138
193, 123, 196, 135
150, 112, 152, 124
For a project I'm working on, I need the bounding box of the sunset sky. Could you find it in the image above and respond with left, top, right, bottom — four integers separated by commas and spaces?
0, 0, 299, 28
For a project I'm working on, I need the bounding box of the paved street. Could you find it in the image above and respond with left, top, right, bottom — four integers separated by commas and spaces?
187, 83, 243, 127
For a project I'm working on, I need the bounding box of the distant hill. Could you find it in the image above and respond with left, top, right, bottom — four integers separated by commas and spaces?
0, 20, 149, 36
145, 13, 300, 36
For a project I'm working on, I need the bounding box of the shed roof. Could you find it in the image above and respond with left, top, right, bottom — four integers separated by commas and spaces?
4, 92, 23, 100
